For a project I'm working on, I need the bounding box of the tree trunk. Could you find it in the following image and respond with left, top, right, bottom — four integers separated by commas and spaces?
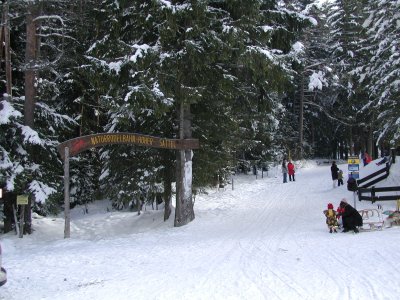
367, 125, 373, 159
3, 191, 16, 233
174, 102, 195, 227
24, 6, 37, 128
2, 2, 12, 96
368, 112, 375, 158
299, 72, 304, 159
163, 172, 172, 221
349, 126, 354, 155
23, 4, 38, 235
162, 151, 173, 221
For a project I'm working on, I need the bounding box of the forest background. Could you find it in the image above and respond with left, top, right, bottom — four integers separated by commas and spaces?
0, 0, 399, 233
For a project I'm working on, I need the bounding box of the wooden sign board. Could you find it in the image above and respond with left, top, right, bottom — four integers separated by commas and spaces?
57, 133, 200, 159
17, 195, 29, 205
348, 156, 360, 165
348, 156, 360, 180
348, 164, 359, 172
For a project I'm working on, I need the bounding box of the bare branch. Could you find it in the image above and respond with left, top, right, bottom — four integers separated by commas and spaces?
303, 101, 353, 126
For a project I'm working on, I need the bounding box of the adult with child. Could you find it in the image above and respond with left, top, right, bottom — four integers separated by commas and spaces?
337, 169, 344, 186
337, 199, 363, 233
288, 161, 295, 182
330, 161, 339, 188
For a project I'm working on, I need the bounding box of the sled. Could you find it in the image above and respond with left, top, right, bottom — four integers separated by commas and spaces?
358, 208, 385, 231
382, 210, 400, 227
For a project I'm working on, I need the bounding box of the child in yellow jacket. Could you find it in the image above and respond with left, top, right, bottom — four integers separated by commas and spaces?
323, 203, 339, 233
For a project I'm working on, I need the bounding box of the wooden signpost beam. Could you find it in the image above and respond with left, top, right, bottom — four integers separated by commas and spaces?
57, 133, 199, 159
58, 133, 199, 238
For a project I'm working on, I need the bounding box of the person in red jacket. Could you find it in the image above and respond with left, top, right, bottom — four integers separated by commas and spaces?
287, 161, 295, 182
364, 152, 372, 166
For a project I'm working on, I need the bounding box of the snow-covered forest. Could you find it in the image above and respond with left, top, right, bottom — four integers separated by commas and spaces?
0, 0, 399, 232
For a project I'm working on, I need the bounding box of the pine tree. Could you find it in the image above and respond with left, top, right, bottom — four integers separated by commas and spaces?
323, 0, 371, 157
81, 0, 176, 214
1, 1, 79, 233
360, 0, 400, 147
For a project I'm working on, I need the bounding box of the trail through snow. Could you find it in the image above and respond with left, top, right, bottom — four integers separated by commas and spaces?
1, 159, 400, 300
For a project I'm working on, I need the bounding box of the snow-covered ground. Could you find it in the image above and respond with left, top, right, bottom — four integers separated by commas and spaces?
1, 158, 400, 300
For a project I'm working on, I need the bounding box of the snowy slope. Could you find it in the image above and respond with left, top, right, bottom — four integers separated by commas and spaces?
1, 159, 400, 300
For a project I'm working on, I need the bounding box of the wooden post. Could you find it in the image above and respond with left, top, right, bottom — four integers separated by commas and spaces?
16, 195, 29, 237
371, 186, 375, 204
13, 204, 19, 237
64, 147, 70, 238
19, 205, 24, 238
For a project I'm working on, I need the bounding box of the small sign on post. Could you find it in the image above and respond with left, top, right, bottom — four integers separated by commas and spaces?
348, 156, 360, 179
17, 195, 29, 205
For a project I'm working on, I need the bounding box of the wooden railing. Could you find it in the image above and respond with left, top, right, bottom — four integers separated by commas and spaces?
357, 155, 398, 203
358, 186, 400, 203
357, 156, 392, 188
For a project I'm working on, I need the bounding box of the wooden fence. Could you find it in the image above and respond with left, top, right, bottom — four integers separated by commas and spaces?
357, 155, 400, 203
358, 186, 400, 203
356, 156, 392, 188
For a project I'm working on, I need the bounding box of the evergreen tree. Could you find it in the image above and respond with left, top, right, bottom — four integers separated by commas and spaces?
360, 0, 400, 147
0, 0, 336, 232
82, 0, 310, 215
324, 0, 371, 157
82, 0, 175, 211
1, 1, 79, 232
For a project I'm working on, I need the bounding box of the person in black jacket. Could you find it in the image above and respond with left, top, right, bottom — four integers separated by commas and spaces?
331, 161, 339, 188
338, 200, 363, 233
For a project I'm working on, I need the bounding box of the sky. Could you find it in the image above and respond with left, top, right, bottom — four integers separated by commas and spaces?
1, 156, 400, 300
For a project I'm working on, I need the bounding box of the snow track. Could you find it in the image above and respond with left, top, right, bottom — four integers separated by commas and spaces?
1, 162, 400, 299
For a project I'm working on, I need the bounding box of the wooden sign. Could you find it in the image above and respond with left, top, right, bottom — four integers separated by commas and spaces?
348, 155, 360, 179
348, 156, 360, 165
348, 164, 359, 172
57, 133, 200, 159
17, 195, 29, 205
